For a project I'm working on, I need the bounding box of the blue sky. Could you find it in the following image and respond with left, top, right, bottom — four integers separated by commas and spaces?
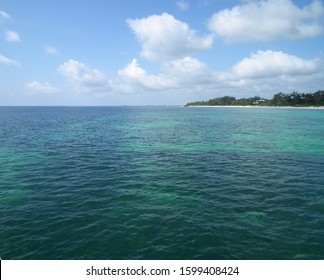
1, 0, 324, 105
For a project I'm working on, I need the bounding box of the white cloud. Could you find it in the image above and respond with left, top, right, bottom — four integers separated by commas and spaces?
5, 30, 21, 43
232, 50, 319, 78
117, 49, 323, 99
0, 54, 20, 67
0, 11, 11, 21
164, 56, 215, 84
208, 0, 324, 43
177, 0, 189, 11
45, 46, 59, 55
127, 13, 213, 61
118, 56, 219, 92
212, 50, 324, 97
119, 58, 176, 90
58, 59, 111, 92
25, 81, 58, 94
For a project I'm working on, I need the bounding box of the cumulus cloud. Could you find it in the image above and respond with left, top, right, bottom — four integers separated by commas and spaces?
25, 81, 58, 94
119, 58, 176, 90
212, 50, 324, 97
118, 56, 221, 92
5, 30, 21, 43
208, 0, 324, 43
232, 50, 319, 78
45, 46, 59, 55
0, 54, 20, 67
53, 52, 323, 103
177, 0, 189, 11
58, 59, 111, 92
164, 56, 215, 84
127, 13, 213, 61
117, 49, 323, 98
0, 11, 11, 21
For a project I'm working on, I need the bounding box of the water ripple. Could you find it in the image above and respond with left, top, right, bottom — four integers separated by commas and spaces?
1, 107, 323, 259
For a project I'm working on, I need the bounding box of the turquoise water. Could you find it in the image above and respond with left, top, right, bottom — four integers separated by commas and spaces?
0, 106, 324, 259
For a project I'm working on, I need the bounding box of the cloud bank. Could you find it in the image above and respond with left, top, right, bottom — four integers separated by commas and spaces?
226, 50, 323, 92
208, 0, 324, 42
232, 50, 319, 78
56, 5, 324, 103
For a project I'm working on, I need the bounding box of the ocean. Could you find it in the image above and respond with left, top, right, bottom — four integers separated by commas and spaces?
0, 106, 323, 259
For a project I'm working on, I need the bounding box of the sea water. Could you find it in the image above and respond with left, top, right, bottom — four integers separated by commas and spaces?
0, 106, 323, 259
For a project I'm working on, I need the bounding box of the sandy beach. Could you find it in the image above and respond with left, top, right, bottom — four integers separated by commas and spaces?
186, 105, 324, 109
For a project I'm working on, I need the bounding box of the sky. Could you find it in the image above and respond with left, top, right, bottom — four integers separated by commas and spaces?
1, 0, 324, 106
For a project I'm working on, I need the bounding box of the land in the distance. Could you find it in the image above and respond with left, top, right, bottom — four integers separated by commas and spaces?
185, 90, 324, 107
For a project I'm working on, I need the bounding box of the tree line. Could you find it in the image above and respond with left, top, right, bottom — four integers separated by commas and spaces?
185, 90, 324, 107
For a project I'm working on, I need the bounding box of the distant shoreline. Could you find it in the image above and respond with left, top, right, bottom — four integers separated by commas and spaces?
186, 105, 324, 109
185, 91, 324, 108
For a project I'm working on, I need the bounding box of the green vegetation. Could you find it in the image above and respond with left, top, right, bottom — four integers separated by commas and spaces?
185, 90, 324, 107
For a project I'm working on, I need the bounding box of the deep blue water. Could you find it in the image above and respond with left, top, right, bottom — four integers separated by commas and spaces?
0, 106, 324, 259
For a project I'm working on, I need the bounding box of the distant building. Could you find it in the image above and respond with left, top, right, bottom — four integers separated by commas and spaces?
253, 99, 266, 105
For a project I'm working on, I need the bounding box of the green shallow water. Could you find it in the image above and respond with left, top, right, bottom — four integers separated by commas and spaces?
0, 106, 324, 259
